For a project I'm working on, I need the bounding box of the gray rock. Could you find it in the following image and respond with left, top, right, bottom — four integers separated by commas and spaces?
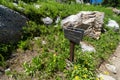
106, 19, 119, 32
105, 64, 117, 74
55, 16, 60, 24
76, 0, 84, 4
0, 5, 27, 43
61, 11, 104, 39
86, 3, 90, 5
34, 4, 41, 9
42, 40, 46, 45
42, 17, 53, 25
80, 41, 96, 52
5, 68, 10, 73
97, 73, 116, 80
113, 8, 120, 15
34, 37, 40, 40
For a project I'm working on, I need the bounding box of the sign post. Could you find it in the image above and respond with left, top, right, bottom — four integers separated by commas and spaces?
70, 41, 75, 62
63, 27, 84, 62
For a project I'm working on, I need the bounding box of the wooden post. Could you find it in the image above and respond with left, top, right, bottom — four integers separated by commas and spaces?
70, 41, 75, 62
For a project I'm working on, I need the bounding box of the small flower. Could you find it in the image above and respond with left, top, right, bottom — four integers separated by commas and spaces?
84, 68, 87, 71
53, 59, 56, 62
99, 77, 103, 80
110, 43, 113, 45
104, 71, 109, 75
96, 78, 99, 80
75, 76, 80, 80
74, 65, 78, 70
83, 74, 87, 78
53, 54, 56, 57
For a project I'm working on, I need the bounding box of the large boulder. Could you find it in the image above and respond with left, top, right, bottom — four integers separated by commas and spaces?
61, 11, 104, 39
0, 5, 28, 43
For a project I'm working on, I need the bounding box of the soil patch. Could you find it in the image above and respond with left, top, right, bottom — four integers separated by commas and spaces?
0, 49, 39, 80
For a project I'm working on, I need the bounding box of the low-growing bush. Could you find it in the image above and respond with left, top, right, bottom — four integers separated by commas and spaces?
102, 0, 120, 7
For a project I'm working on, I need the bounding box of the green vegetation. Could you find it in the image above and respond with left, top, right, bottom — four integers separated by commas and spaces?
0, 0, 120, 80
102, 0, 120, 7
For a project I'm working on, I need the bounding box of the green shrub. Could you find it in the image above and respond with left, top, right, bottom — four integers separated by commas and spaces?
102, 0, 120, 7
0, 54, 6, 67
22, 21, 41, 39
0, 43, 16, 67
21, 0, 38, 3
0, 44, 16, 59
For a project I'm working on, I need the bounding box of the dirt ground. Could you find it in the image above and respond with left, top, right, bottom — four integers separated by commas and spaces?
0, 49, 39, 80
0, 42, 120, 80
99, 42, 120, 80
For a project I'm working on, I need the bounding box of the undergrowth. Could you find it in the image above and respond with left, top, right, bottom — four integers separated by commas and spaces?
0, 0, 120, 80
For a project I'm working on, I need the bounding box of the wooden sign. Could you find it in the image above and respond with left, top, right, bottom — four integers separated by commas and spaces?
64, 27, 84, 44
63, 27, 84, 62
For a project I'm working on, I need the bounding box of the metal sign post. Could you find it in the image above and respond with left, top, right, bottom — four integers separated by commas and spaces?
63, 27, 84, 62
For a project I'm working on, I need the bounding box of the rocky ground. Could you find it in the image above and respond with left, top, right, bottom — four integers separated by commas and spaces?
98, 42, 120, 80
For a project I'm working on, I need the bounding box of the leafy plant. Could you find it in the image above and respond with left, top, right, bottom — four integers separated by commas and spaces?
0, 54, 6, 67
102, 0, 120, 7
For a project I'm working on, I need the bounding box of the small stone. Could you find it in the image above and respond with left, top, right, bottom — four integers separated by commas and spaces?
76, 0, 84, 4
34, 37, 40, 40
42, 40, 46, 45
5, 68, 10, 72
34, 4, 41, 9
105, 64, 117, 74
112, 56, 116, 60
106, 19, 119, 32
80, 41, 96, 52
86, 3, 90, 5
13, 3, 18, 7
42, 17, 53, 25
113, 8, 120, 15
97, 73, 116, 80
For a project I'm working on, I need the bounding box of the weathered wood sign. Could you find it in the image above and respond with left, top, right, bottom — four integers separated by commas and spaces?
63, 27, 84, 62
64, 27, 84, 44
